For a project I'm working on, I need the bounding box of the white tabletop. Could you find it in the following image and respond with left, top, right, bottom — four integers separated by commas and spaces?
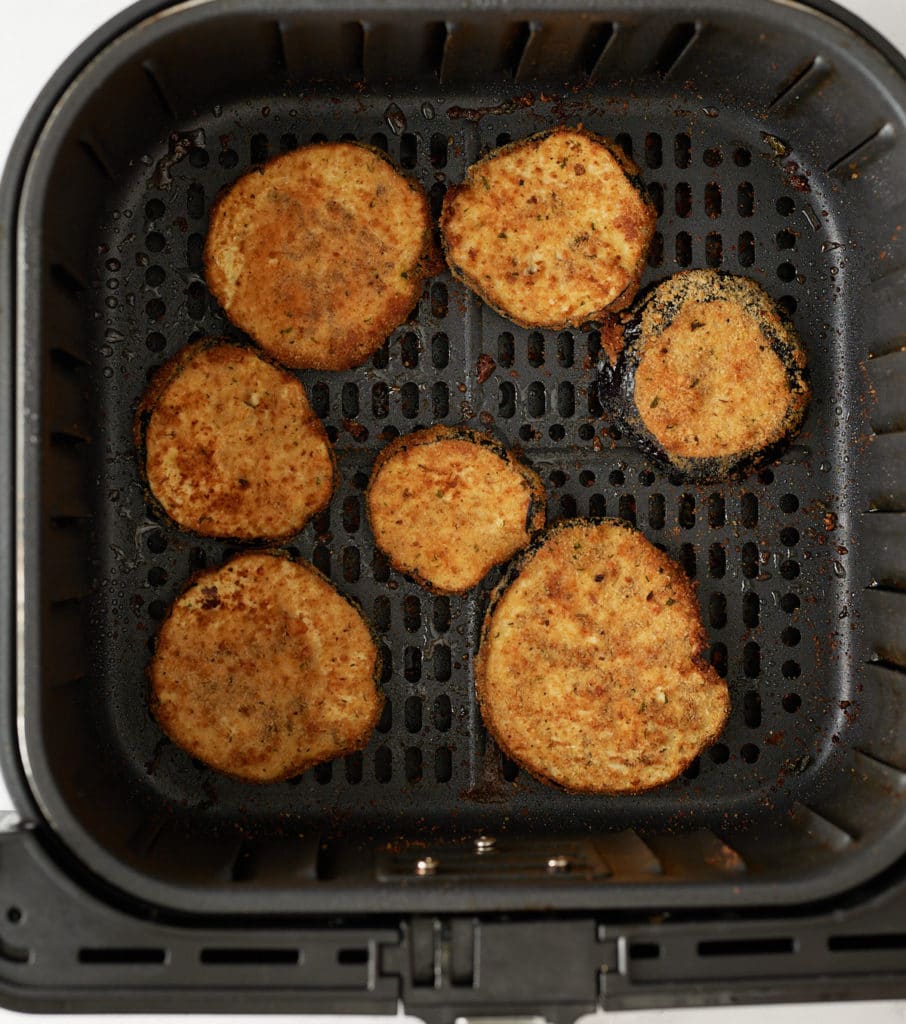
0, 0, 904, 1021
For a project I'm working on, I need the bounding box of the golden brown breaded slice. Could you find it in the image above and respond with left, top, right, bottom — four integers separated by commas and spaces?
440, 127, 656, 329
617, 270, 809, 478
477, 519, 730, 794
366, 425, 545, 594
205, 142, 438, 370
150, 552, 382, 783
138, 341, 334, 539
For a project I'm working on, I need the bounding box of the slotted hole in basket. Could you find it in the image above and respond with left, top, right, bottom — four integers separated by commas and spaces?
345, 752, 363, 784
676, 232, 692, 266
705, 181, 722, 218
405, 696, 423, 734
744, 690, 762, 728
528, 331, 545, 367
400, 133, 417, 168
498, 331, 515, 367
741, 542, 759, 579
375, 747, 392, 783
741, 492, 759, 528
648, 494, 665, 530
314, 762, 332, 785
645, 132, 663, 168
403, 595, 421, 633
703, 145, 722, 167
674, 132, 691, 168
679, 543, 696, 578
527, 382, 546, 418
618, 494, 636, 525
373, 596, 390, 633
711, 643, 727, 678
433, 597, 450, 633
499, 381, 516, 418
675, 182, 692, 217
502, 756, 520, 781
648, 232, 664, 267
342, 547, 360, 583
743, 641, 761, 678
435, 748, 453, 783
589, 494, 606, 518
377, 697, 392, 733
678, 494, 695, 528
434, 694, 452, 731
430, 132, 448, 167
401, 331, 419, 368
743, 591, 760, 628
404, 647, 422, 682
372, 382, 389, 418
557, 331, 574, 367
738, 182, 755, 217
429, 182, 445, 218
372, 549, 391, 583
434, 645, 451, 683
647, 181, 664, 214
706, 233, 722, 267
343, 496, 360, 534
401, 382, 419, 418
615, 132, 633, 158
738, 232, 755, 267
709, 592, 727, 629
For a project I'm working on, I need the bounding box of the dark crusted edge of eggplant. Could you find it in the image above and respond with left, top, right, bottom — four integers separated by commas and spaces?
597, 269, 811, 484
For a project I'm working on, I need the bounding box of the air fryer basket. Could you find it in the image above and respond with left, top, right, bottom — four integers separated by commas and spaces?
2, 0, 906, 1013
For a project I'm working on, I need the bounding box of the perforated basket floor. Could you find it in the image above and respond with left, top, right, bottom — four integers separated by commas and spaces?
81, 82, 865, 843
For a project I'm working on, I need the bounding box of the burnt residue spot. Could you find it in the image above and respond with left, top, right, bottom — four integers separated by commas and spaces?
477, 353, 496, 384
152, 128, 205, 190
200, 585, 220, 610
447, 93, 534, 122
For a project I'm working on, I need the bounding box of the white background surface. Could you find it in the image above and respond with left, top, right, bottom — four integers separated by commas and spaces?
0, 0, 904, 1021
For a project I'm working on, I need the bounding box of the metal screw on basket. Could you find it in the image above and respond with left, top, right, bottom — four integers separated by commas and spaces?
415, 856, 438, 876
546, 855, 571, 873
474, 835, 496, 854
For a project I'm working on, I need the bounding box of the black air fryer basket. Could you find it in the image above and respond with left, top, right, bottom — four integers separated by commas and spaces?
2, 0, 906, 1015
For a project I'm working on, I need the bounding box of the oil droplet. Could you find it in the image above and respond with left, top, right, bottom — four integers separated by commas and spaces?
384, 103, 407, 135
832, 560, 846, 578
421, 101, 435, 120
103, 367, 114, 378
819, 461, 831, 472
104, 258, 120, 273
105, 328, 125, 343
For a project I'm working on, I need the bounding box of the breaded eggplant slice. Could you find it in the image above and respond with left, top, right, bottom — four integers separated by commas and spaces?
602, 270, 810, 480
150, 552, 382, 783
440, 127, 656, 329
138, 341, 334, 539
477, 519, 730, 794
205, 142, 439, 370
366, 425, 545, 594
